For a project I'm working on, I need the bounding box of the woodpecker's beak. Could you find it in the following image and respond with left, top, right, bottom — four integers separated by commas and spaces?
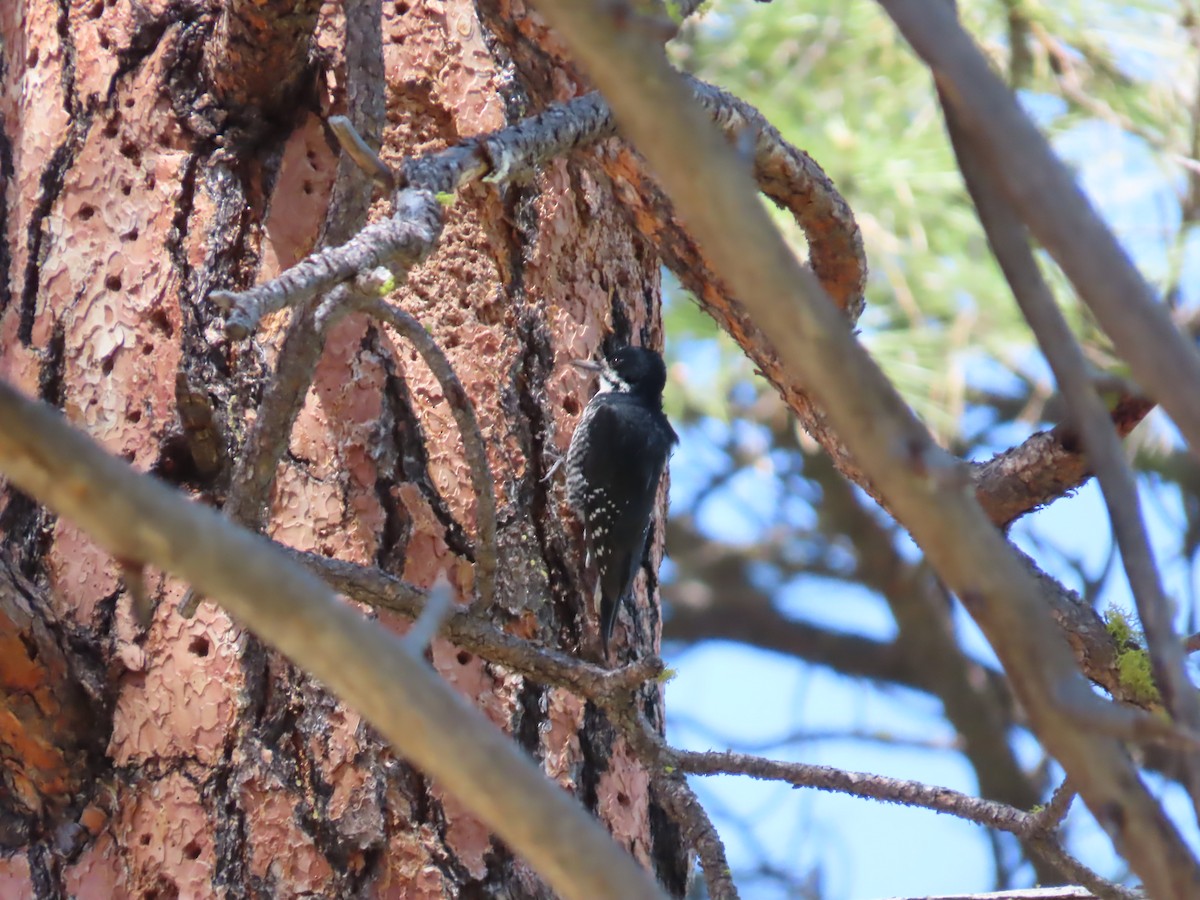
571, 359, 604, 373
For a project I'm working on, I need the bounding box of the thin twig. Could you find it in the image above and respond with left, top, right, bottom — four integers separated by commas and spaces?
1032, 780, 1076, 834
677, 750, 1138, 900
654, 769, 739, 900
402, 574, 454, 655
680, 750, 1029, 833
328, 114, 395, 190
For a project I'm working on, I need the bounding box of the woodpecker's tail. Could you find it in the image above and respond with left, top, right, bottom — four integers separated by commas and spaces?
595, 579, 632, 659
599, 591, 618, 658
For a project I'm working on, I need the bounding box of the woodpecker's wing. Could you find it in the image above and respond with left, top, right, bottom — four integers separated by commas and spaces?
572, 396, 672, 544
570, 395, 674, 648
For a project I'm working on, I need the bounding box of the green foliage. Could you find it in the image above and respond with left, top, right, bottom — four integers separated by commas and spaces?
665, 0, 1192, 448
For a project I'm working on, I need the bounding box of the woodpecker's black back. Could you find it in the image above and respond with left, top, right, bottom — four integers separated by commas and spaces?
565, 346, 677, 656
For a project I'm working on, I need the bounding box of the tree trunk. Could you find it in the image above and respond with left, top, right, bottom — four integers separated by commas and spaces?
0, 1, 687, 895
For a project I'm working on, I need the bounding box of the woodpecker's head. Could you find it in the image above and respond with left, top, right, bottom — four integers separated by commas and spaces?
574, 346, 668, 403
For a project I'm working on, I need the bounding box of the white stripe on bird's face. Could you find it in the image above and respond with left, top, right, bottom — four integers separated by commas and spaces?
597, 368, 629, 393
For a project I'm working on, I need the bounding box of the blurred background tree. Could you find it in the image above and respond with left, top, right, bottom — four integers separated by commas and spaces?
658, 2, 1200, 896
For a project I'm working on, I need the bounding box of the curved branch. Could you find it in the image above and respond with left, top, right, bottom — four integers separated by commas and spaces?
973, 396, 1155, 528
361, 298, 498, 611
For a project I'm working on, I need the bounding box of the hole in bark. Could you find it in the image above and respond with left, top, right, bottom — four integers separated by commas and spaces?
103, 117, 120, 137
101, 355, 115, 376
302, 180, 314, 195
120, 181, 132, 196
395, 1, 410, 12
88, 0, 103, 17
26, 48, 38, 67
139, 833, 151, 846
150, 433, 204, 486
99, 33, 111, 50
142, 342, 154, 356
148, 308, 174, 337
121, 227, 139, 242
456, 650, 471, 665
120, 141, 141, 165
182, 840, 201, 860
105, 274, 122, 292
562, 396, 580, 416
617, 792, 630, 807
145, 173, 156, 190
124, 97, 135, 108
188, 636, 210, 657
127, 408, 141, 424
79, 205, 96, 221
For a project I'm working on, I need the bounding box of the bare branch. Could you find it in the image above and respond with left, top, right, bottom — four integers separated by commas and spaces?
679, 749, 1030, 834
1031, 780, 1076, 835
297, 550, 664, 702
973, 396, 1155, 528
402, 574, 454, 655
328, 115, 396, 191
678, 751, 1138, 900
654, 769, 739, 900
213, 192, 443, 339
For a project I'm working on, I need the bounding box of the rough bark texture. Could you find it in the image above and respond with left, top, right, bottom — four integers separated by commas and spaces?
0, 1, 687, 896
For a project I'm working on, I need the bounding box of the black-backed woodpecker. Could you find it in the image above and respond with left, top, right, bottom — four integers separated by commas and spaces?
565, 346, 677, 656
